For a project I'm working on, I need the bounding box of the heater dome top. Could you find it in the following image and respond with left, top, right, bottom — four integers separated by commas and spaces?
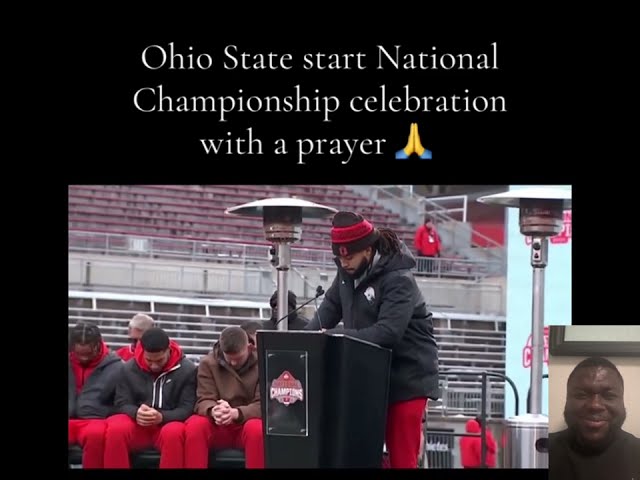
477, 187, 571, 209
225, 197, 338, 219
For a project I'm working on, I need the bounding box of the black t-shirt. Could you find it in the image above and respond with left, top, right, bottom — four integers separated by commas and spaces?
549, 428, 640, 480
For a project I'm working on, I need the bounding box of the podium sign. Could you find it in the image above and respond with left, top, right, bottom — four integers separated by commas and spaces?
258, 331, 392, 468
265, 350, 309, 437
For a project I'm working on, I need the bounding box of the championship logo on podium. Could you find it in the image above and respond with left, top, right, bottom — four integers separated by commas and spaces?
270, 371, 304, 406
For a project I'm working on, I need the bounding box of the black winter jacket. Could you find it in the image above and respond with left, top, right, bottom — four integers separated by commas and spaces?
306, 243, 440, 403
114, 355, 197, 424
68, 351, 123, 419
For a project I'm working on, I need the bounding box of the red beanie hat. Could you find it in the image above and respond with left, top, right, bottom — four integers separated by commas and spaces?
331, 211, 379, 256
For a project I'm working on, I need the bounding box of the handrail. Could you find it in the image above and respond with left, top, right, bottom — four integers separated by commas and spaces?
375, 187, 468, 225
368, 186, 504, 255
439, 369, 519, 469
68, 231, 502, 281
420, 197, 503, 251
439, 370, 519, 417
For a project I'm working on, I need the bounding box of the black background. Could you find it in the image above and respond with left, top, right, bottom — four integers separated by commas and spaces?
68, 27, 575, 185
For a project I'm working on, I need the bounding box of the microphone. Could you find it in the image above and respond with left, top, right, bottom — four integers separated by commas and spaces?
314, 287, 324, 331
274, 286, 325, 328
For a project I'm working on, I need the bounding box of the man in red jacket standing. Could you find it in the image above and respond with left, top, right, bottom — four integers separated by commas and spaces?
115, 313, 155, 361
414, 215, 441, 273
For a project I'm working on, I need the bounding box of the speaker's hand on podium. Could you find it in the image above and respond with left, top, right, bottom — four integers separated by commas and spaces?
321, 326, 344, 335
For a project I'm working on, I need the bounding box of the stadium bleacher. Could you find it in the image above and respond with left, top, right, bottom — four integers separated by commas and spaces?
69, 185, 425, 253
68, 289, 506, 418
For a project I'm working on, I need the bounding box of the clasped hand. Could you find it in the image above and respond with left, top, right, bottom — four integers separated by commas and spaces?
211, 399, 239, 425
136, 403, 163, 426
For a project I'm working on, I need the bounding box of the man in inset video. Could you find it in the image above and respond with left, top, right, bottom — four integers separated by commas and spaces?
549, 356, 640, 480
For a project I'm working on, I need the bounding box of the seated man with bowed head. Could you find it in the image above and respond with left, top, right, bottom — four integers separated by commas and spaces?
115, 313, 155, 361
184, 326, 264, 469
104, 327, 197, 468
68, 322, 123, 468
549, 356, 640, 480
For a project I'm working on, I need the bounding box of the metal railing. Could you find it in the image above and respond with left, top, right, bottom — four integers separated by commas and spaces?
69, 231, 503, 281
361, 185, 504, 253
68, 255, 275, 299
364, 185, 505, 263
427, 370, 519, 468
69, 255, 506, 315
371, 186, 469, 223
69, 231, 333, 267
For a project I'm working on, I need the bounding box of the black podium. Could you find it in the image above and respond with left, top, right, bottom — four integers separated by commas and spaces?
257, 330, 392, 468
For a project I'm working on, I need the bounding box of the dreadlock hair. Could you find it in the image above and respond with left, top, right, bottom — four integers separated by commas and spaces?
69, 322, 102, 348
374, 228, 402, 256
568, 356, 624, 390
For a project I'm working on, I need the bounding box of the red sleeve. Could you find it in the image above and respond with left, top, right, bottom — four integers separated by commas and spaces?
414, 226, 424, 253
486, 431, 497, 454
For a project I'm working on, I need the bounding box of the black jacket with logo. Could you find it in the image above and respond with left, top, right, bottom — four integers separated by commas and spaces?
114, 346, 197, 425
305, 243, 440, 404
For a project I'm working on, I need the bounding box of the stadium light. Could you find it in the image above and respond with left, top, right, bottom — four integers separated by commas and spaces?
478, 186, 571, 468
225, 198, 337, 330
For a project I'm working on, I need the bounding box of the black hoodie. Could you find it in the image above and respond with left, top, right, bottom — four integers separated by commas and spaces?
305, 243, 440, 403
114, 340, 197, 424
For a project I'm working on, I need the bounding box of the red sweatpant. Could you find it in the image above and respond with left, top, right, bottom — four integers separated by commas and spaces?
385, 397, 427, 468
69, 419, 107, 468
103, 414, 186, 468
184, 414, 264, 469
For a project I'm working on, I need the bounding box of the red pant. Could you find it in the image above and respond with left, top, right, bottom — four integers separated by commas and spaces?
385, 397, 427, 468
184, 414, 264, 469
69, 419, 107, 468
104, 414, 186, 468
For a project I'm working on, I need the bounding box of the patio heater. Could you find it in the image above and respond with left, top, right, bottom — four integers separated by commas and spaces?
225, 198, 336, 330
478, 186, 571, 469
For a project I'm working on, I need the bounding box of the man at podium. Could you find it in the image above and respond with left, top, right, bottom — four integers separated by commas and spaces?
305, 211, 440, 468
